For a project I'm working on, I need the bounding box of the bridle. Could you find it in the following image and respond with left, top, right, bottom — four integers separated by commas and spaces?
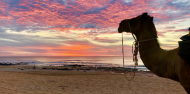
122, 20, 157, 81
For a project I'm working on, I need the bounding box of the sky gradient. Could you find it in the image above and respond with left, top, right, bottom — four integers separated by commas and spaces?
0, 0, 190, 56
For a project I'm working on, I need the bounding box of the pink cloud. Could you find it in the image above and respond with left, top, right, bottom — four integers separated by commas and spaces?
4, 0, 180, 33
1, 0, 185, 30
0, 0, 189, 57
0, 0, 9, 13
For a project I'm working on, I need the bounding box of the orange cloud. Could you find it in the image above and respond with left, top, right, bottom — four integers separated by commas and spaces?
0, 0, 188, 57
61, 45, 95, 50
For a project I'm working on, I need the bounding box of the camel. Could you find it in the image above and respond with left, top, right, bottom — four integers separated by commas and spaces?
118, 12, 190, 94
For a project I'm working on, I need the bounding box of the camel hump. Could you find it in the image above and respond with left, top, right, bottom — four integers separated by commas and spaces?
178, 35, 190, 63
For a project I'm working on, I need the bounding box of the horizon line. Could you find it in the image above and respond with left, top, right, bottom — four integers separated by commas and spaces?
0, 56, 135, 57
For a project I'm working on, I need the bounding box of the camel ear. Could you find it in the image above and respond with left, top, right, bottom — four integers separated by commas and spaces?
141, 12, 148, 22
151, 17, 153, 21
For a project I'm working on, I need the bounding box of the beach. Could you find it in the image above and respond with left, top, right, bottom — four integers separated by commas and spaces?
0, 65, 187, 94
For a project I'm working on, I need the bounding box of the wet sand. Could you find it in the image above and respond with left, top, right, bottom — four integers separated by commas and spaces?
0, 66, 187, 94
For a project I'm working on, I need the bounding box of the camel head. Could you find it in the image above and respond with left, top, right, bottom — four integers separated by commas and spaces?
118, 12, 157, 40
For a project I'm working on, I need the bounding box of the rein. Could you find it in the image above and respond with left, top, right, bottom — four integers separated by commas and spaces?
122, 21, 157, 81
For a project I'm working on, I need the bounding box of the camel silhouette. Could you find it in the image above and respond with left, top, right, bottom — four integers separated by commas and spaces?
118, 12, 190, 94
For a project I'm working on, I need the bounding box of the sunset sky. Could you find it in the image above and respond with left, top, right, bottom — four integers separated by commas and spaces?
0, 0, 190, 56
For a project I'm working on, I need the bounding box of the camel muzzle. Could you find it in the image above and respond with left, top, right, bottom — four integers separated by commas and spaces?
118, 19, 131, 33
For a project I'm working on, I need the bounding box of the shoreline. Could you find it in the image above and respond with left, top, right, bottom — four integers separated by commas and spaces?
0, 65, 153, 76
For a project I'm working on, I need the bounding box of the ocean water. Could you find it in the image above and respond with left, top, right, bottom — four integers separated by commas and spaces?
0, 56, 145, 68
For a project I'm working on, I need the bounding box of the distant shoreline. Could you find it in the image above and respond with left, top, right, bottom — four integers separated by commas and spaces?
0, 64, 149, 73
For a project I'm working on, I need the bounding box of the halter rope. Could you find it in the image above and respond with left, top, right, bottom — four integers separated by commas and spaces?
122, 21, 157, 81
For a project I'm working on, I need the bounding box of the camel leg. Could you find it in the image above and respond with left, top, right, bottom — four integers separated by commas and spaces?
179, 58, 190, 94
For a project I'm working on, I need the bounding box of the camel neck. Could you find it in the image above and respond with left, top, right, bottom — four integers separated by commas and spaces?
139, 39, 161, 58
138, 39, 180, 81
137, 35, 180, 82
138, 39, 168, 77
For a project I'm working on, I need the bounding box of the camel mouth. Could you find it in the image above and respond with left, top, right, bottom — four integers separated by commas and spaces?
118, 20, 123, 33
118, 25, 123, 33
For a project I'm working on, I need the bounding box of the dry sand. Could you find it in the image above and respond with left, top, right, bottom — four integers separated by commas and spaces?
0, 66, 187, 94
